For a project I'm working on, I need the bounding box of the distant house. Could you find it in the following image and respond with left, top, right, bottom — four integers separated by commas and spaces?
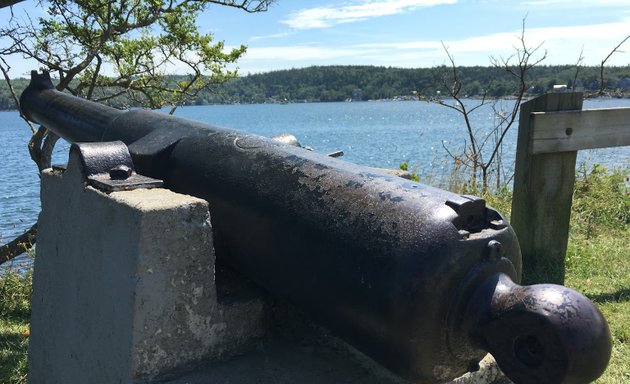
351, 89, 363, 101
552, 84, 568, 93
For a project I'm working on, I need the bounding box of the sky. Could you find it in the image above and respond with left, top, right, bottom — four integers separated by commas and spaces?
2, 0, 630, 76
205, 0, 630, 74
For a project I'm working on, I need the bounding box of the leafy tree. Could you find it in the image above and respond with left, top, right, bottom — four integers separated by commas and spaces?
0, 0, 273, 264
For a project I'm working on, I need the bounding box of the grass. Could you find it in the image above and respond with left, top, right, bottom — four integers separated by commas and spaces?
563, 166, 630, 384
0, 167, 627, 383
484, 167, 630, 383
0, 266, 31, 384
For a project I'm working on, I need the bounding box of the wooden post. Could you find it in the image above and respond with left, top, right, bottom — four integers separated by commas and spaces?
511, 93, 583, 284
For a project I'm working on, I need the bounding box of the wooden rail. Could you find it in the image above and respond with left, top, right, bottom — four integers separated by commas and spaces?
531, 107, 630, 154
511, 93, 630, 284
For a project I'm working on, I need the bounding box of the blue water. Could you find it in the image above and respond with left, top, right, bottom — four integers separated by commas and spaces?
1, 99, 629, 271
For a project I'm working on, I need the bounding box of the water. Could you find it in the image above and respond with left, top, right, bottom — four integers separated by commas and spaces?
1, 99, 629, 271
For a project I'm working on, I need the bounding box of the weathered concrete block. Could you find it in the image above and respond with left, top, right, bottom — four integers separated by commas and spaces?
28, 152, 265, 383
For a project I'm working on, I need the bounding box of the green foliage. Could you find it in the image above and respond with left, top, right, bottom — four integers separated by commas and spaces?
0, 316, 28, 384
564, 167, 630, 384
483, 171, 629, 384
1, 0, 257, 110
0, 77, 29, 110
481, 188, 513, 219
216, 64, 630, 104
0, 267, 32, 384
399, 161, 420, 181
571, 165, 630, 239
0, 269, 32, 321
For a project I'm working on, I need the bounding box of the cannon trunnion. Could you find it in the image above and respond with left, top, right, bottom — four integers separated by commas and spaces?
21, 71, 611, 384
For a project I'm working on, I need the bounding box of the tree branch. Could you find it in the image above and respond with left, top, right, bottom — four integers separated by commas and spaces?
0, 57, 37, 134
0, 224, 36, 265
599, 35, 630, 96
201, 0, 271, 13
572, 46, 584, 92
0, 0, 24, 9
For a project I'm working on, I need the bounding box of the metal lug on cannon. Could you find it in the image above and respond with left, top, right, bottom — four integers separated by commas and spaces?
463, 273, 612, 384
446, 195, 507, 238
71, 141, 163, 192
486, 240, 503, 262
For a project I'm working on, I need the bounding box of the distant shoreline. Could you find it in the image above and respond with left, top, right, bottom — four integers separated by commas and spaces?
3, 64, 630, 110
3, 93, 630, 113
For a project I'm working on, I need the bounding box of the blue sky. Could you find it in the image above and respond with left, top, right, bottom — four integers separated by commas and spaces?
203, 0, 630, 74
2, 0, 630, 76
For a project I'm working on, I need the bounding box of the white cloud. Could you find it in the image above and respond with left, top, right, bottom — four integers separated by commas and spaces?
236, 18, 630, 73
243, 45, 371, 61
281, 0, 457, 30
250, 32, 293, 42
521, 0, 630, 6
443, 18, 630, 59
354, 41, 442, 50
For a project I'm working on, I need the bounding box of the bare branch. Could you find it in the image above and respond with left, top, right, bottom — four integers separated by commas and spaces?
599, 35, 630, 96
572, 46, 584, 92
429, 17, 545, 192
442, 141, 474, 169
203, 0, 272, 13
86, 54, 103, 100
0, 57, 37, 134
485, 18, 545, 173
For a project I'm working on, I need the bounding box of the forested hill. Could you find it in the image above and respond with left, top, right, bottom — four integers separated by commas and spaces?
2, 65, 629, 109
215, 65, 630, 104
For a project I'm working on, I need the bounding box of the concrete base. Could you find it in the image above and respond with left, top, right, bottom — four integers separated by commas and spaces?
161, 346, 506, 384
156, 303, 507, 384
28, 151, 266, 383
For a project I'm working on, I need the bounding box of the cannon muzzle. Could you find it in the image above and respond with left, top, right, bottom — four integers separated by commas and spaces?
20, 71, 611, 383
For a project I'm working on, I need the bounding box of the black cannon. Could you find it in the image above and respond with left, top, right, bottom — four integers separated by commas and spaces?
20, 71, 611, 384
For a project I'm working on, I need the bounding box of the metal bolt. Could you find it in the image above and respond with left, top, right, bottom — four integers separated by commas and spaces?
109, 164, 133, 180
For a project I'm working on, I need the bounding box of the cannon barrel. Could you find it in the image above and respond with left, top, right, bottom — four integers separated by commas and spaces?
20, 71, 611, 384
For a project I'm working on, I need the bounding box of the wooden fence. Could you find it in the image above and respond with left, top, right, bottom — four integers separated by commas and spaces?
511, 92, 630, 284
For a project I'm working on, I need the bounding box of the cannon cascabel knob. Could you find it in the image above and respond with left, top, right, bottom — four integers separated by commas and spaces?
468, 273, 611, 384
